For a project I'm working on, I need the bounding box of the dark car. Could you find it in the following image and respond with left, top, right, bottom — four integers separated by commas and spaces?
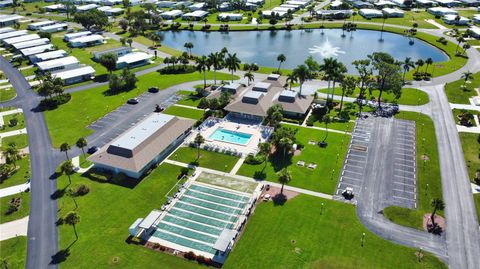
87, 146, 100, 154
148, 87, 159, 93
155, 104, 164, 112
127, 98, 139, 104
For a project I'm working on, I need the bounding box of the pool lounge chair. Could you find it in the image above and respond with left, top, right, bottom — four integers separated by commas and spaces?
307, 163, 317, 169
297, 160, 305, 167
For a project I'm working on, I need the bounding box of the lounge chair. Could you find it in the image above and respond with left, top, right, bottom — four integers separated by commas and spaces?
297, 160, 305, 167
307, 163, 317, 169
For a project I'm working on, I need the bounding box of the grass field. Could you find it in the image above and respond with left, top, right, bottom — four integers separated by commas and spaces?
225, 195, 446, 269
0, 192, 30, 224
318, 87, 430, 106
163, 105, 204, 120
176, 91, 202, 107
458, 132, 479, 182
237, 125, 349, 194
56, 163, 203, 268
383, 112, 443, 230
1, 134, 28, 150
44, 71, 233, 147
169, 146, 240, 172
444, 72, 479, 104
0, 236, 27, 269
352, 10, 438, 29
0, 155, 30, 189
0, 88, 16, 102
1, 112, 25, 132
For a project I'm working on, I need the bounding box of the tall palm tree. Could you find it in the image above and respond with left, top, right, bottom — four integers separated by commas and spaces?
224, 53, 241, 83
402, 57, 415, 83
64, 211, 80, 241
455, 36, 465, 53
278, 137, 293, 160
322, 114, 331, 143
208, 52, 223, 85
330, 62, 347, 99
184, 42, 194, 57
61, 160, 75, 185
75, 137, 88, 157
277, 168, 291, 195
379, 13, 388, 41
319, 57, 337, 101
195, 55, 210, 89
430, 198, 445, 228
339, 75, 357, 112
244, 71, 254, 86
4, 143, 20, 167
415, 59, 424, 73
194, 134, 205, 161
276, 54, 286, 72
292, 64, 311, 96
286, 73, 297, 90
461, 71, 473, 88
424, 57, 433, 74
60, 143, 71, 161
259, 142, 272, 171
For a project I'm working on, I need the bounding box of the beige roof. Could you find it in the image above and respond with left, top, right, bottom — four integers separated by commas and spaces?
224, 76, 313, 117
88, 114, 194, 173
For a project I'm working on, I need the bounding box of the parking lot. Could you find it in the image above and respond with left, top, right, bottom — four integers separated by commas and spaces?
87, 90, 182, 148
335, 115, 418, 209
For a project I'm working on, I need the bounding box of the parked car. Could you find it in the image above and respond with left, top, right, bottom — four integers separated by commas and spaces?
127, 98, 139, 104
342, 187, 354, 200
148, 87, 159, 93
155, 104, 164, 112
87, 146, 100, 154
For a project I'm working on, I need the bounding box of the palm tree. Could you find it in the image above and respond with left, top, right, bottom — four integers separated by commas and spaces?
424, 57, 433, 74
4, 143, 20, 167
402, 57, 415, 83
194, 134, 205, 161
277, 168, 291, 195
415, 59, 424, 73
330, 62, 347, 99
276, 54, 286, 72
322, 114, 331, 143
64, 211, 80, 241
61, 160, 75, 185
60, 143, 71, 161
184, 42, 194, 57
224, 53, 241, 83
75, 137, 88, 157
292, 64, 311, 96
208, 52, 223, 85
244, 71, 254, 86
278, 137, 293, 160
339, 75, 357, 112
461, 71, 473, 88
455, 36, 464, 53
319, 58, 337, 101
430, 198, 445, 228
195, 55, 210, 89
259, 142, 272, 170
379, 13, 388, 42
286, 73, 297, 90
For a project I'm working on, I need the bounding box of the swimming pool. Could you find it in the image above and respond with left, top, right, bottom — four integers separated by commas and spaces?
209, 128, 252, 145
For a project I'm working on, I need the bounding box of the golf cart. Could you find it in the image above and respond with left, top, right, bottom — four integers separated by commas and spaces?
342, 187, 354, 200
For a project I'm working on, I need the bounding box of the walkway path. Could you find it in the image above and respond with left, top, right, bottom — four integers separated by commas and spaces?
230, 158, 245, 174
0, 127, 27, 138
172, 104, 204, 110
0, 182, 30, 197
163, 159, 333, 200
71, 156, 93, 174
450, 103, 480, 111
0, 216, 29, 241
424, 19, 448, 30
282, 121, 352, 135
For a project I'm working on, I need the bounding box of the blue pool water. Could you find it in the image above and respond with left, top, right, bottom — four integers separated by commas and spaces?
159, 29, 448, 73
209, 128, 252, 145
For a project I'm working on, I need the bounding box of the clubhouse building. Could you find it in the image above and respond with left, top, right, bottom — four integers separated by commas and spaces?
89, 113, 195, 179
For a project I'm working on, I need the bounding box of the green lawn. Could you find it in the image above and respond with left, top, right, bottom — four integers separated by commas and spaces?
1, 134, 28, 150
444, 72, 479, 104
383, 112, 443, 230
176, 91, 202, 107
352, 10, 438, 29
0, 192, 30, 224
163, 105, 204, 120
0, 155, 30, 189
318, 87, 430, 106
44, 71, 233, 147
0, 88, 16, 102
1, 112, 26, 132
237, 125, 349, 194
308, 102, 358, 132
56, 163, 203, 268
169, 147, 239, 172
225, 195, 446, 269
458, 132, 480, 182
0, 236, 27, 269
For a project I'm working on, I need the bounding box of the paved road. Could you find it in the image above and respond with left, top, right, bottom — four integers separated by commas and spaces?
0, 56, 63, 269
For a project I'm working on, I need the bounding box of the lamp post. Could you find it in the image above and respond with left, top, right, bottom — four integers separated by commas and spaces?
361, 233, 365, 247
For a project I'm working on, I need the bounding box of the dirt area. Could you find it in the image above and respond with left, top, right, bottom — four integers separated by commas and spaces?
260, 185, 299, 201
423, 213, 446, 234
421, 154, 429, 161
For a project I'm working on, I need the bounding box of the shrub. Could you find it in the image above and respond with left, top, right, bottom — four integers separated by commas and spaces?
184, 251, 196, 260
306, 115, 315, 126
130, 236, 142, 244
152, 243, 161, 249
76, 184, 90, 196
245, 153, 265, 165
8, 118, 18, 127
158, 65, 195, 74
38, 94, 72, 111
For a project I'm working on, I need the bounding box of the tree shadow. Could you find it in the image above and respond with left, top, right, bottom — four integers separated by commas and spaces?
50, 187, 67, 200
50, 248, 70, 265
93, 74, 108, 83
268, 151, 293, 173
253, 171, 266, 180
81, 169, 140, 189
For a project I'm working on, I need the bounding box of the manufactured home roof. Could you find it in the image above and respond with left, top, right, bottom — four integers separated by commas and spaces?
51, 66, 95, 80
0, 27, 13, 34
117, 52, 152, 65
20, 44, 54, 56
30, 50, 68, 62
69, 34, 104, 44
64, 31, 91, 40
36, 56, 79, 71
3, 34, 40, 45
39, 23, 68, 31
27, 20, 55, 28
12, 38, 49, 50
0, 14, 23, 23
0, 30, 27, 41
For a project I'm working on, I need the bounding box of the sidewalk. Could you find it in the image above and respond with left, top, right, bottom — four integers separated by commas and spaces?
424, 19, 447, 30
0, 128, 27, 139
281, 121, 351, 135
71, 155, 93, 173
163, 159, 333, 200
0, 216, 28, 241
0, 182, 30, 198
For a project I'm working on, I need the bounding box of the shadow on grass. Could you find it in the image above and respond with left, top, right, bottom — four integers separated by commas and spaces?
273, 193, 287, 206
81, 169, 140, 189
268, 152, 293, 173
93, 74, 108, 83
50, 187, 67, 200
50, 248, 70, 265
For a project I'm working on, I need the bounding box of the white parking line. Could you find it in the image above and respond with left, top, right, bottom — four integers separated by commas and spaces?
343, 169, 363, 176
394, 168, 415, 175
393, 195, 416, 202
341, 176, 363, 183
393, 189, 416, 195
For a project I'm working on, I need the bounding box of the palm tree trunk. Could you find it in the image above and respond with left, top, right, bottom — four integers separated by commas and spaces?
73, 224, 78, 241
340, 92, 345, 112
299, 83, 303, 96
326, 80, 331, 102
280, 182, 284, 194
72, 195, 77, 209
197, 145, 200, 160
430, 207, 437, 227
65, 152, 69, 161
402, 70, 407, 84
214, 68, 217, 85
231, 70, 234, 83
323, 123, 328, 142
203, 71, 207, 89
378, 89, 383, 109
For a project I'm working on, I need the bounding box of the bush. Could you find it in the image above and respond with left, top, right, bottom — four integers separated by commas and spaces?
245, 153, 265, 165
306, 115, 315, 126
8, 118, 18, 127
76, 184, 90, 196
184, 251, 196, 260
158, 65, 195, 74
38, 94, 71, 111
130, 236, 142, 244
